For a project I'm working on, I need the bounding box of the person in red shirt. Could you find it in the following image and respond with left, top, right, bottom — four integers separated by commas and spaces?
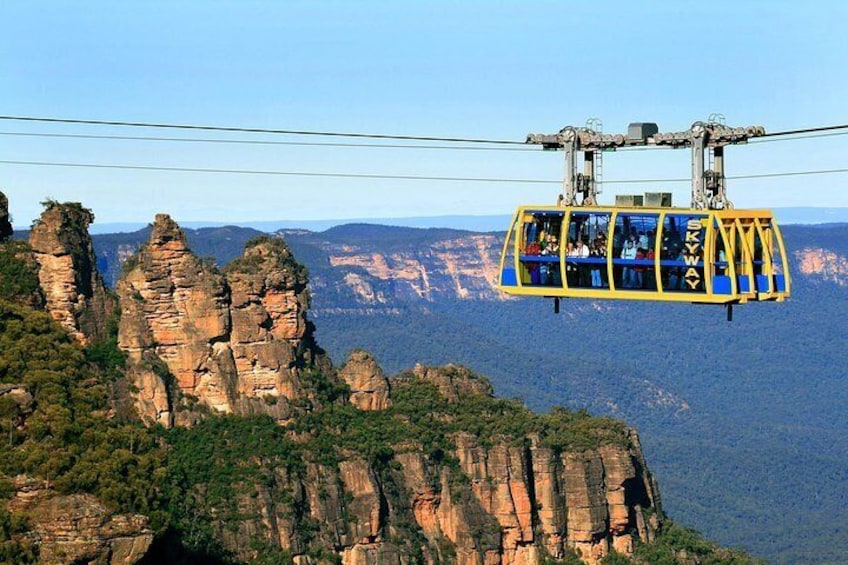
634, 248, 646, 288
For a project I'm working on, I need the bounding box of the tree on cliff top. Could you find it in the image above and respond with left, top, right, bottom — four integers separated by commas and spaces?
0, 191, 12, 241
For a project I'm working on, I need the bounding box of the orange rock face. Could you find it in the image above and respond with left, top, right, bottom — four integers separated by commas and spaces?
321, 234, 508, 305
339, 350, 391, 410
7, 476, 153, 565
117, 216, 330, 427
328, 368, 661, 565
28, 202, 114, 345
796, 247, 848, 285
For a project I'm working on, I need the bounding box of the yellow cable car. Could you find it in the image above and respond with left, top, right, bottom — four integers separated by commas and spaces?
496, 120, 790, 318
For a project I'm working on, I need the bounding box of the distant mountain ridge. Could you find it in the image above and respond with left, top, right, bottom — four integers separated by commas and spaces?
84, 206, 848, 235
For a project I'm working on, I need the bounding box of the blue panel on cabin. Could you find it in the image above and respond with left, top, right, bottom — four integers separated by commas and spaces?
774, 275, 786, 292
501, 268, 517, 286
756, 274, 770, 292
713, 276, 732, 294
737, 277, 750, 293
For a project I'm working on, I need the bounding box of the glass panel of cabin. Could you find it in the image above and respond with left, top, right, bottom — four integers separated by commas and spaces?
660, 214, 706, 293
760, 219, 784, 292
711, 218, 732, 295
744, 219, 769, 293
567, 211, 611, 288
769, 221, 789, 294
613, 212, 658, 290
500, 213, 519, 286
732, 219, 753, 294
519, 210, 563, 286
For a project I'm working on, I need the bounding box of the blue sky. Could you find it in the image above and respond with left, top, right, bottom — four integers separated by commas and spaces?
1, 1, 847, 228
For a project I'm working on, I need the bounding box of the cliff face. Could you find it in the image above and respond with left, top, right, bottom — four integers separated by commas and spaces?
324, 233, 504, 303
117, 215, 330, 427
28, 201, 114, 345
795, 247, 848, 286
279, 228, 507, 312
6, 476, 153, 565
339, 349, 391, 411
183, 363, 662, 565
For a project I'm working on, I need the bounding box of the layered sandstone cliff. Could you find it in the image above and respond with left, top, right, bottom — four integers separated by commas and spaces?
339, 349, 391, 411
796, 247, 848, 286
282, 228, 508, 310
29, 201, 114, 345
117, 215, 330, 427
6, 476, 153, 565
186, 362, 662, 565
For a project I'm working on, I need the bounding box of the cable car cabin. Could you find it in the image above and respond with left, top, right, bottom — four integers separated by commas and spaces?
497, 205, 790, 305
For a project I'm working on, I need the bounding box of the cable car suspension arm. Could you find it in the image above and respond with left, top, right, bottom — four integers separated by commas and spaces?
526, 120, 766, 210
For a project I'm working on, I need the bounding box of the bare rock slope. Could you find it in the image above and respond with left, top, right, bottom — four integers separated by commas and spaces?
28, 201, 114, 345
117, 214, 330, 427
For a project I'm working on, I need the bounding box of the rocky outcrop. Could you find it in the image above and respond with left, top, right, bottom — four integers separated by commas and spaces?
323, 234, 504, 303
117, 217, 331, 427
6, 476, 153, 565
446, 435, 659, 564
796, 247, 848, 286
0, 383, 33, 412
339, 350, 391, 410
191, 366, 662, 565
226, 236, 322, 412
0, 190, 12, 240
411, 362, 494, 402
117, 214, 234, 426
28, 201, 114, 345
278, 228, 509, 312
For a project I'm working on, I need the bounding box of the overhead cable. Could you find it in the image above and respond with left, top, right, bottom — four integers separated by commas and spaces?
0, 130, 535, 152
0, 115, 526, 145
2, 114, 848, 144
1, 158, 846, 184
759, 123, 848, 138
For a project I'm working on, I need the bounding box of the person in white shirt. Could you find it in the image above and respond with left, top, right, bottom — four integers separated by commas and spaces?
620, 239, 638, 288
575, 239, 590, 286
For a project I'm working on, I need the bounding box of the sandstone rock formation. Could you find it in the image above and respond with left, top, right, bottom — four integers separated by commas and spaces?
117, 216, 331, 426
796, 247, 848, 286
29, 201, 114, 344
339, 350, 391, 410
6, 476, 153, 565
185, 365, 662, 565
282, 227, 509, 311
107, 218, 662, 563
411, 362, 494, 402
0, 190, 12, 240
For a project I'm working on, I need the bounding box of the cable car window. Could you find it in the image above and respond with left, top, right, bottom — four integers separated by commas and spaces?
519, 211, 563, 286
713, 218, 728, 275
567, 212, 611, 288
614, 213, 658, 290
756, 219, 778, 292
661, 214, 706, 292
500, 214, 519, 286
763, 221, 788, 293
761, 222, 780, 274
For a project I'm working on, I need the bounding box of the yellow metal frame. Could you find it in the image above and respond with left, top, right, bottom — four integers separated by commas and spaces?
497, 205, 791, 304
